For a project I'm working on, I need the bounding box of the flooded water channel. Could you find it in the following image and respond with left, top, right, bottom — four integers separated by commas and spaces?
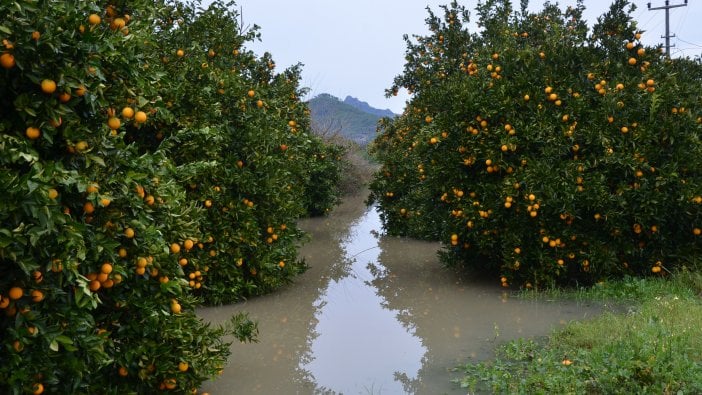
198, 190, 602, 394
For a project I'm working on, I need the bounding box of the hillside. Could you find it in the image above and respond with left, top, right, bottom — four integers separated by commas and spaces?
308, 93, 395, 146
343, 96, 396, 118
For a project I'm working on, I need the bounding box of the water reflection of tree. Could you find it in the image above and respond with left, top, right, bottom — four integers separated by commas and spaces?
292, 194, 371, 391
368, 235, 472, 394
199, 192, 369, 394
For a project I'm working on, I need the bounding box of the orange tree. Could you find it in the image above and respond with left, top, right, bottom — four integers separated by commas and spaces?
0, 0, 371, 393
369, 0, 702, 288
136, 0, 344, 304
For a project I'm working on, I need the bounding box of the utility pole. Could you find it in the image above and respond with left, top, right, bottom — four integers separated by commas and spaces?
648, 0, 688, 57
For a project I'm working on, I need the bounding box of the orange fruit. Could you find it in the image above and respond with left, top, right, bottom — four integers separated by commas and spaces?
25, 127, 41, 140
170, 302, 181, 314
176, 49, 185, 57
164, 378, 177, 390
31, 31, 41, 41
121, 107, 134, 119
101, 262, 113, 274
124, 227, 135, 238
83, 201, 95, 214
58, 91, 71, 103
49, 117, 63, 128
96, 272, 109, 283
9, 287, 23, 300
100, 197, 111, 207
50, 259, 63, 272
136, 257, 148, 268
183, 239, 194, 250
107, 117, 121, 130
170, 243, 181, 254
0, 53, 16, 69
135, 184, 145, 198
74, 85, 86, 96
134, 111, 147, 123
86, 183, 99, 194
247, 90, 255, 98
628, 57, 637, 65
31, 383, 44, 395
75, 140, 88, 152
118, 366, 128, 377
178, 362, 189, 372
40, 79, 57, 94
47, 188, 58, 199
89, 280, 101, 292
88, 14, 101, 25
110, 18, 126, 31
30, 290, 44, 302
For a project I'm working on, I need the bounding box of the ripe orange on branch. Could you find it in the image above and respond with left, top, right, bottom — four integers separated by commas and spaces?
25, 127, 41, 140
0, 52, 15, 69
40, 79, 57, 94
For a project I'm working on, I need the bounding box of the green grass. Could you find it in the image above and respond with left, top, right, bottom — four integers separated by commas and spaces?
456, 269, 702, 394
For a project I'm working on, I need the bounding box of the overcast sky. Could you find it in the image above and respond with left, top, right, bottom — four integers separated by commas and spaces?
229, 0, 701, 113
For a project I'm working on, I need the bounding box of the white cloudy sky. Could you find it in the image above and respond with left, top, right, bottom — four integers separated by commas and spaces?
229, 0, 701, 113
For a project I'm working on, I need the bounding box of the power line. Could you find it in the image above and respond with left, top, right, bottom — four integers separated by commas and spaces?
648, 0, 688, 57
676, 36, 702, 48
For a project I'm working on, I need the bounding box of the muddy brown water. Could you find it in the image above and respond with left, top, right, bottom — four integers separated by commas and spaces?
198, 190, 602, 394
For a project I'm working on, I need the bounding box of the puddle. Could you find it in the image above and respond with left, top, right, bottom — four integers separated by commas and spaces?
198, 191, 601, 394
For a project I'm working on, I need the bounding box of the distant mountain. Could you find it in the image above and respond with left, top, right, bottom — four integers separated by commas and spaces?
343, 96, 396, 118
307, 93, 396, 146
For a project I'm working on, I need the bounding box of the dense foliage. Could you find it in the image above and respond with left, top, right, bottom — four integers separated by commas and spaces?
369, 0, 702, 288
0, 0, 342, 393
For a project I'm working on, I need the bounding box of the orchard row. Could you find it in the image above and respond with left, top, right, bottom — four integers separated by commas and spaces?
0, 0, 342, 393
370, 0, 702, 288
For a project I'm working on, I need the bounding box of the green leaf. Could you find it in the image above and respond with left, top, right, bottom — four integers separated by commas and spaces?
55, 335, 74, 345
